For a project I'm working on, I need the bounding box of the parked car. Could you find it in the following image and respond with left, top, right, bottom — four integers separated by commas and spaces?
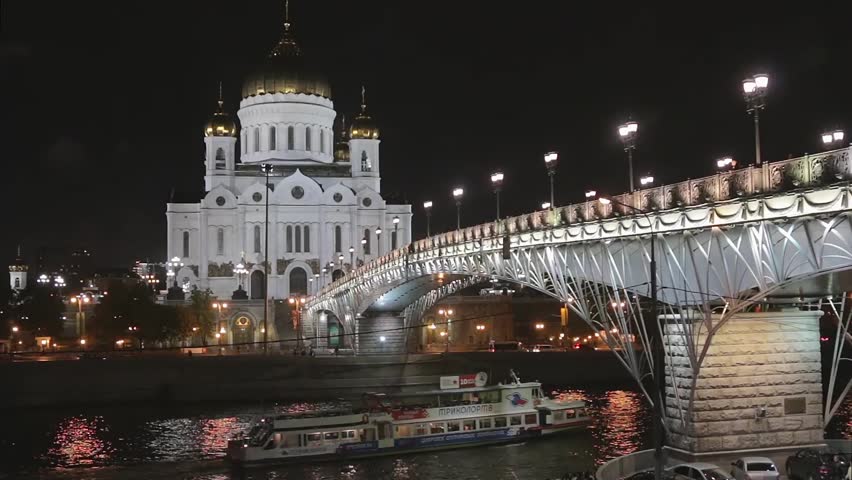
786, 448, 849, 480
670, 463, 734, 480
527, 344, 554, 352
731, 457, 779, 480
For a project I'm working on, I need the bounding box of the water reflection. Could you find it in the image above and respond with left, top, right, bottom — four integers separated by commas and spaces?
45, 415, 115, 466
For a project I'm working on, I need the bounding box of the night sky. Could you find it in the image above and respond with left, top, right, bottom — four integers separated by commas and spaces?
1, 1, 851, 271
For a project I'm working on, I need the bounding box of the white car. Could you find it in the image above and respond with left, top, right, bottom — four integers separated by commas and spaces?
731, 457, 779, 480
671, 463, 734, 480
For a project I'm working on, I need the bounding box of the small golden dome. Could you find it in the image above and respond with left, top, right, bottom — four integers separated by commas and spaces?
204, 99, 237, 137
349, 86, 379, 140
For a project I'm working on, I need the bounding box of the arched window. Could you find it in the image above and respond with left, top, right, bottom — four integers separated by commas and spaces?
305, 127, 312, 151
334, 225, 342, 253
182, 231, 190, 258
363, 228, 371, 255
14, 278, 20, 289
215, 148, 226, 170
303, 225, 310, 253
253, 128, 260, 152
320, 129, 325, 154
287, 126, 294, 150
361, 151, 371, 172
253, 225, 261, 253
391, 230, 398, 250
269, 126, 276, 150
289, 267, 307, 295
217, 228, 224, 255
295, 225, 302, 252
286, 225, 293, 253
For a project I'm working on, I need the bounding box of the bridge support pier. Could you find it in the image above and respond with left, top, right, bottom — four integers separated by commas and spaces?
664, 310, 825, 460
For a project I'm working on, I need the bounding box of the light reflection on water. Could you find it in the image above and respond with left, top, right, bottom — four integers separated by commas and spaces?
3, 388, 651, 479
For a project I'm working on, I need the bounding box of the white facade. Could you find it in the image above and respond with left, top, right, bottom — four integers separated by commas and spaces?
165, 80, 411, 305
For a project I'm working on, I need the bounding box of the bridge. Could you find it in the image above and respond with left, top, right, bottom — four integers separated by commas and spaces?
304, 146, 852, 457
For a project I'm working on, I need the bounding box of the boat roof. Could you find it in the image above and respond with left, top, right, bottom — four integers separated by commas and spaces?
369, 381, 542, 398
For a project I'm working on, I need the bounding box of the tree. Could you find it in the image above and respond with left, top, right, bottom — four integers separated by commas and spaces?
16, 287, 64, 337
184, 287, 215, 345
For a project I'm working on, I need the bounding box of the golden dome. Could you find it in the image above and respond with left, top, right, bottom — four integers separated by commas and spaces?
241, 11, 331, 99
204, 98, 237, 137
349, 86, 379, 140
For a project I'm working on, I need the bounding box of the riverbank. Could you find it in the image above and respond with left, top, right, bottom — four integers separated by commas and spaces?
2, 351, 632, 409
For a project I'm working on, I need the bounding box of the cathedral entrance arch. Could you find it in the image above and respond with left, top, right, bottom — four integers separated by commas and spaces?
332, 269, 344, 282
289, 267, 307, 296
232, 315, 255, 345
250, 270, 265, 299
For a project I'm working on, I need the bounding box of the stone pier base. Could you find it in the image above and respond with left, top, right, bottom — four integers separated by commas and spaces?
664, 309, 824, 456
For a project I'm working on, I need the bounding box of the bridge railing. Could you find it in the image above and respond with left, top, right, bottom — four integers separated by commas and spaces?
313, 147, 851, 303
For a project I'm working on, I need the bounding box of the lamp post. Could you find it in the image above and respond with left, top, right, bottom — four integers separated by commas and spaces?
212, 301, 228, 346
392, 216, 400, 250
822, 130, 846, 148
452, 188, 464, 230
37, 274, 49, 286
423, 201, 433, 237
375, 227, 383, 256
716, 157, 737, 171
544, 151, 558, 207
70, 293, 91, 337
618, 121, 639, 192
742, 73, 769, 166
541, 202, 551, 210
348, 247, 355, 271
313, 273, 320, 294
260, 163, 273, 354
338, 254, 345, 275
288, 296, 307, 350
598, 194, 663, 480
639, 175, 655, 187
490, 172, 504, 220
437, 308, 454, 352
361, 237, 367, 264
234, 262, 248, 290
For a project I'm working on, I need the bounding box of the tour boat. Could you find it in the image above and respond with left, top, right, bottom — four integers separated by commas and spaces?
227, 370, 590, 465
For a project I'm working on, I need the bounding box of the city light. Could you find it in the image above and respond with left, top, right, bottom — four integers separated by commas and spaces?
598, 197, 611, 205
379, 336, 386, 342
585, 190, 597, 198
716, 157, 736, 169
640, 175, 654, 186
541, 202, 551, 210
476, 324, 486, 331
452, 187, 464, 198
12, 326, 18, 333
80, 339, 86, 345
423, 201, 433, 209
544, 152, 558, 164
428, 323, 437, 329
822, 130, 845, 146
535, 323, 545, 330
439, 331, 447, 337
490, 172, 504, 184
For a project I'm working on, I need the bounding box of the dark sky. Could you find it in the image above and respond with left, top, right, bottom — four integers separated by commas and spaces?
1, 1, 851, 270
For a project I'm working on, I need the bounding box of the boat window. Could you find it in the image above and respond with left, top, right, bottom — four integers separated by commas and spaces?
510, 416, 522, 426
479, 418, 492, 429
524, 414, 537, 425
564, 409, 576, 418
463, 420, 476, 431
343, 430, 357, 439
553, 411, 565, 421
415, 424, 428, 436
463, 392, 482, 404
324, 432, 339, 440
576, 408, 585, 417
494, 417, 507, 428
429, 422, 446, 434
447, 421, 460, 432
307, 433, 322, 442
395, 425, 412, 437
480, 390, 500, 404
532, 388, 540, 398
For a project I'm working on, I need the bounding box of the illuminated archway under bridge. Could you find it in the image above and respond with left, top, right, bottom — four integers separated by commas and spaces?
305, 148, 852, 455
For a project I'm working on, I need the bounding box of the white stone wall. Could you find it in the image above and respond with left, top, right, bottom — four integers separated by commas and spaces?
664, 310, 824, 453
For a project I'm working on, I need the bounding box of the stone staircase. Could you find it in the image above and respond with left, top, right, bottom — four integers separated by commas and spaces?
357, 314, 406, 355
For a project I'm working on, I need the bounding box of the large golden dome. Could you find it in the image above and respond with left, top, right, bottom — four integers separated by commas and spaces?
241, 13, 331, 99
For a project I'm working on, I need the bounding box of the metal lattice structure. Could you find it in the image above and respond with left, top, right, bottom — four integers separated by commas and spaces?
306, 147, 852, 422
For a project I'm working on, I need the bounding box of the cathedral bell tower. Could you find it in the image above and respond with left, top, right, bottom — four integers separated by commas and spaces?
9, 245, 27, 292
204, 83, 238, 192
349, 86, 381, 192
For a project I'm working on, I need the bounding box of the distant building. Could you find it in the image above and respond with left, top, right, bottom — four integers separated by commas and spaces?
8, 245, 27, 293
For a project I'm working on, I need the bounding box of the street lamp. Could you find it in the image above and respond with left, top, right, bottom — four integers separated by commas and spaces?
742, 73, 769, 165
598, 194, 663, 480
234, 262, 248, 291
212, 302, 228, 345
640, 175, 655, 187
260, 163, 274, 355
452, 188, 464, 230
348, 247, 355, 271
541, 202, 551, 210
376, 227, 383, 256
70, 293, 91, 337
392, 216, 400, 250
716, 157, 737, 170
618, 121, 639, 192
288, 296, 308, 350
423, 201, 433, 237
490, 172, 504, 220
361, 237, 367, 263
544, 151, 558, 207
822, 130, 845, 147
37, 274, 49, 286
584, 190, 597, 199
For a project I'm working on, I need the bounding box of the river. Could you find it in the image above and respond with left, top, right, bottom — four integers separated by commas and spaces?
2, 387, 850, 480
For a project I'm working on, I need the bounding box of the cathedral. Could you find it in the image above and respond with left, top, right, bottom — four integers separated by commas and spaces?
166, 5, 412, 346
